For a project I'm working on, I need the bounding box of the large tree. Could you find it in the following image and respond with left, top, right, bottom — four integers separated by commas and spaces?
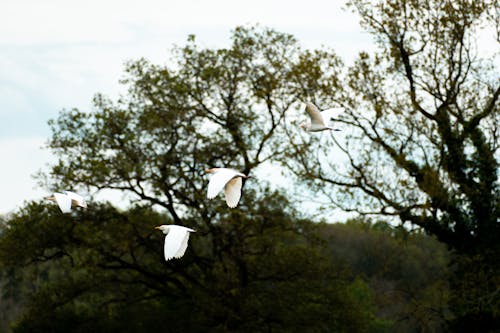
0, 27, 380, 332
0, 0, 497, 329
285, 0, 499, 329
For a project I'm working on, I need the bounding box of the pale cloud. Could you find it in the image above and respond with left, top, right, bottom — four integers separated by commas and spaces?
1, 0, 494, 216
0, 137, 52, 214
1, 0, 369, 51
0, 0, 371, 135
0, 0, 372, 214
1, 0, 134, 45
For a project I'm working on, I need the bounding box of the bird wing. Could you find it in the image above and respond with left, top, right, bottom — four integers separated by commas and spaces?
163, 226, 193, 260
305, 103, 326, 126
224, 177, 243, 208
207, 168, 239, 199
174, 232, 192, 259
54, 193, 72, 213
64, 191, 87, 208
320, 107, 344, 123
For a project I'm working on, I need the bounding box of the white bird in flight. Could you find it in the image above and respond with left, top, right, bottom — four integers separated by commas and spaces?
47, 191, 87, 213
299, 102, 344, 132
155, 225, 195, 261
205, 168, 250, 208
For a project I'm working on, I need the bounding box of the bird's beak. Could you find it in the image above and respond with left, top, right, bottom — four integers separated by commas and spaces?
205, 168, 212, 173
46, 196, 56, 201
154, 226, 162, 230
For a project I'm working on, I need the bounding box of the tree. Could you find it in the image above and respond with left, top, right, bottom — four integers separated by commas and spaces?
0, 1, 496, 327
317, 219, 451, 331
0, 27, 381, 332
1, 201, 379, 332
285, 0, 499, 329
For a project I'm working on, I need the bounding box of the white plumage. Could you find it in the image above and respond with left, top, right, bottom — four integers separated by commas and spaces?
155, 225, 195, 261
300, 102, 344, 132
47, 191, 87, 213
205, 168, 249, 208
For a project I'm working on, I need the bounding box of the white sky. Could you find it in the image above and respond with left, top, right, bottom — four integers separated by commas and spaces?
0, 0, 376, 214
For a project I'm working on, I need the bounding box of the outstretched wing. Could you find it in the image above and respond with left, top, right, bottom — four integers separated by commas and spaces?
224, 177, 243, 208
305, 103, 326, 126
163, 226, 194, 260
207, 169, 239, 199
174, 232, 192, 258
64, 191, 87, 208
320, 107, 344, 124
163, 228, 186, 260
54, 193, 72, 213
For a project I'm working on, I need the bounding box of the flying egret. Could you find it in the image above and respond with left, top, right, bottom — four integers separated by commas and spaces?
155, 225, 195, 261
205, 168, 250, 208
299, 102, 344, 132
47, 191, 87, 213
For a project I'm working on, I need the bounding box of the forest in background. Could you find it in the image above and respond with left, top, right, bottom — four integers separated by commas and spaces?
1, 0, 498, 331
0, 208, 450, 332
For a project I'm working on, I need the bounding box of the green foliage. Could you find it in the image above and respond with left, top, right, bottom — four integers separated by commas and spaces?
1, 201, 453, 332
289, 0, 499, 253
448, 251, 500, 332
286, 0, 499, 328
316, 219, 451, 331
1, 4, 497, 329
1, 201, 389, 332
22, 26, 364, 330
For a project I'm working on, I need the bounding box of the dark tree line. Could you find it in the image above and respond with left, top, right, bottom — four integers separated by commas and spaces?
0, 203, 450, 332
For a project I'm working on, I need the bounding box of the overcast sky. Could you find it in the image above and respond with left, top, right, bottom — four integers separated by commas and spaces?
0, 0, 376, 214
